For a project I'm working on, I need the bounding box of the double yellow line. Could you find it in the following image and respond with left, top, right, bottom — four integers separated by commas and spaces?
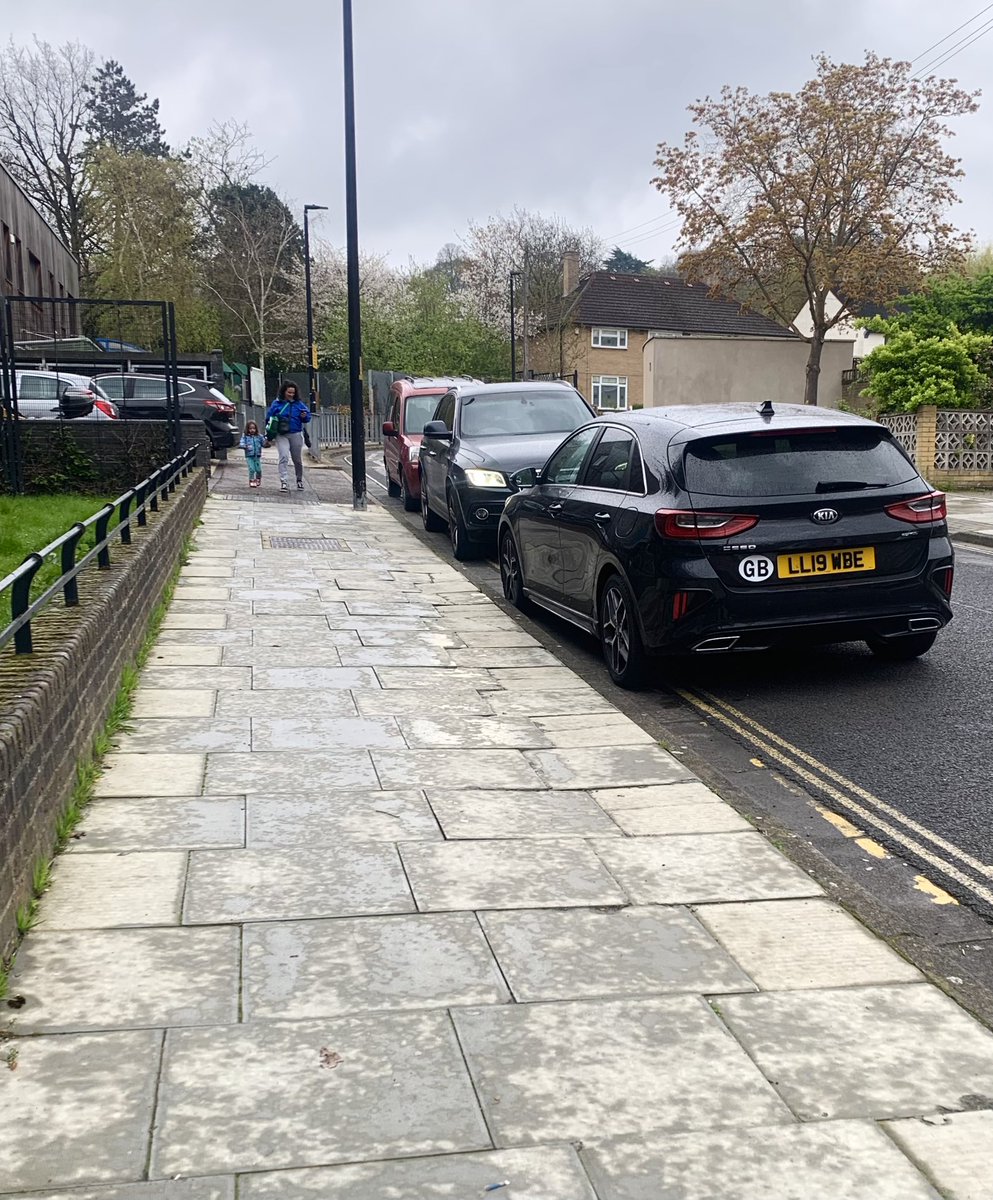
675, 687, 993, 908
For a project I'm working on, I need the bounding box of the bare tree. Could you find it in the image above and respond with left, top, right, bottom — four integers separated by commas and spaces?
184, 119, 271, 193
653, 53, 979, 404
0, 37, 96, 275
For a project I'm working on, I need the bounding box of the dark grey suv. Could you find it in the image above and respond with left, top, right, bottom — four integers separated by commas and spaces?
419, 380, 594, 560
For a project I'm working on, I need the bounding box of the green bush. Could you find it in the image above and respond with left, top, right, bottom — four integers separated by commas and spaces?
860, 325, 993, 413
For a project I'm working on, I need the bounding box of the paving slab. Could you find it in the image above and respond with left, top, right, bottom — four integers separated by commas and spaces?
203, 750, 378, 794
400, 839, 628, 911
479, 906, 755, 1002
39, 852, 187, 930
533, 712, 657, 748
242, 912, 509, 1019
353, 688, 494, 717
247, 790, 441, 846
5, 927, 240, 1032
130, 689, 216, 719
529, 745, 691, 789
139, 667, 252, 691
718, 983, 993, 1120
181, 564, 235, 579
250, 666, 381, 690
238, 1145, 595, 1198
487, 689, 616, 717
3, 1181, 234, 1200
884, 1110, 993, 1200
224, 642, 354, 666
338, 646, 457, 668
250, 716, 404, 751
172, 585, 230, 602
156, 629, 246, 645
489, 667, 585, 690
373, 749, 544, 790
356, 629, 465, 649
96, 753, 205, 798
593, 833, 823, 904
398, 716, 552, 749
448, 647, 562, 669
215, 689, 358, 718
147, 645, 223, 666
114, 719, 251, 754
591, 782, 752, 835
73, 796, 245, 852
374, 667, 498, 691
426, 788, 620, 839
582, 1120, 941, 1200
161, 613, 227, 630
0, 1029, 161, 1191
453, 996, 790, 1145
150, 1013, 490, 1177
697, 899, 923, 990
183, 846, 414, 923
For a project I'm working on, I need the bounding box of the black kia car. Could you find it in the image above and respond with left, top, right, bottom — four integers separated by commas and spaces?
419, 380, 594, 559
498, 403, 954, 687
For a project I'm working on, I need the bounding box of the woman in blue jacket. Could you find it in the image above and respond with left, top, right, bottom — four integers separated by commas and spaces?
266, 381, 312, 491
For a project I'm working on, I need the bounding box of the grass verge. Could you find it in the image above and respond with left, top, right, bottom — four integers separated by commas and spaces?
0, 536, 193, 1001
0, 495, 120, 626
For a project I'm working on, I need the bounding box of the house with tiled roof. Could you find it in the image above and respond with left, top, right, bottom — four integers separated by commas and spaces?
530, 256, 854, 409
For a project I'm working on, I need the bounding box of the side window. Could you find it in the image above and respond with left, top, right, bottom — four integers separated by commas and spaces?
133, 377, 168, 399
544, 426, 600, 485
583, 428, 641, 492
390, 395, 401, 427
16, 374, 59, 399
436, 393, 456, 431
97, 377, 124, 399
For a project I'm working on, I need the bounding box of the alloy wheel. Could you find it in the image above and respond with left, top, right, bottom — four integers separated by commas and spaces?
601, 584, 631, 677
500, 533, 522, 604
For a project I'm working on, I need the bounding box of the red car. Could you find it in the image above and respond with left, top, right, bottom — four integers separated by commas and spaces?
383, 375, 480, 510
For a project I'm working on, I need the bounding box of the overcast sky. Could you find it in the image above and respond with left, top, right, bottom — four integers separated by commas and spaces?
8, 0, 993, 267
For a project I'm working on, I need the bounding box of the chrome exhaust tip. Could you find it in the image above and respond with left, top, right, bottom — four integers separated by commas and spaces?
908, 617, 941, 632
693, 635, 740, 652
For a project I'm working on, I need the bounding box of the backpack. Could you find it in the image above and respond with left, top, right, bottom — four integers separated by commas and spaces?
265, 401, 292, 439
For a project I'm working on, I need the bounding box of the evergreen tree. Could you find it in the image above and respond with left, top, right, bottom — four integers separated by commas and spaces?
603, 247, 652, 274
85, 60, 170, 157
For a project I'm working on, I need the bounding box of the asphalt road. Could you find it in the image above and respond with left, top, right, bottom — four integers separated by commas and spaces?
362, 453, 993, 919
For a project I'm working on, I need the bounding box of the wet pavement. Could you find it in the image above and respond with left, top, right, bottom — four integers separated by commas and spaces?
2, 486, 993, 1197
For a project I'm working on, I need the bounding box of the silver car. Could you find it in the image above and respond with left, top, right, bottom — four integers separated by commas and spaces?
11, 370, 119, 420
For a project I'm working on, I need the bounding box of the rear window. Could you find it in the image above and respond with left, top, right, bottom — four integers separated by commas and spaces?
682, 428, 918, 497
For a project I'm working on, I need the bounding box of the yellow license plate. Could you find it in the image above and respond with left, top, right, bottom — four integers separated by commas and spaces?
777, 547, 876, 580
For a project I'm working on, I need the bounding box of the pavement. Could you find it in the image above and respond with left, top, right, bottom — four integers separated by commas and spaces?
946, 491, 993, 549
2, 469, 993, 1197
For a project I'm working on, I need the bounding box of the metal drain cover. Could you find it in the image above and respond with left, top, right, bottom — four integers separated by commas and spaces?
266, 536, 350, 551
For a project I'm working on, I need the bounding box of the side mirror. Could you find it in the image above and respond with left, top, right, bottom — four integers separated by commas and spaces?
381, 420, 396, 436
423, 420, 452, 439
510, 466, 541, 489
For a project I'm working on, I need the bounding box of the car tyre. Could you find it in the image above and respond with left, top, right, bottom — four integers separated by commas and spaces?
499, 529, 529, 612
421, 482, 444, 532
866, 630, 937, 661
400, 469, 418, 512
448, 491, 477, 561
599, 572, 646, 689
385, 458, 401, 497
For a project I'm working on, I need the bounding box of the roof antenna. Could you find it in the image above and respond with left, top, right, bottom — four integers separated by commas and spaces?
758, 399, 775, 419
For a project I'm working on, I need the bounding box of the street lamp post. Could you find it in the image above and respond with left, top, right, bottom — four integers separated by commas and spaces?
303, 204, 328, 413
342, 0, 366, 510
509, 270, 521, 382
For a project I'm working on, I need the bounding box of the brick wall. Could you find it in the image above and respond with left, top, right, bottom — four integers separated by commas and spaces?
14, 420, 210, 495
0, 467, 207, 957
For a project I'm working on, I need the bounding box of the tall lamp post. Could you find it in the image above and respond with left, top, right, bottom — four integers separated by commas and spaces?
342, 0, 366, 510
303, 204, 327, 413
509, 270, 521, 382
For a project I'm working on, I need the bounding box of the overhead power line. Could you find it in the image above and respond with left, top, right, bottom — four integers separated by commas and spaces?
602, 212, 682, 244
911, 3, 993, 63
911, 7, 993, 77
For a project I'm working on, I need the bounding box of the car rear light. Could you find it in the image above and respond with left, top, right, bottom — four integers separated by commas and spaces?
93, 399, 119, 418
655, 509, 759, 539
885, 491, 946, 525
204, 399, 235, 413
935, 566, 954, 597
671, 589, 711, 621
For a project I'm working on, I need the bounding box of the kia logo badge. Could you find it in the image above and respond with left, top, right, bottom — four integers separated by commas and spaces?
811, 508, 839, 524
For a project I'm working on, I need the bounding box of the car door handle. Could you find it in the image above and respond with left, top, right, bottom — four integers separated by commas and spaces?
425, 450, 436, 456
548, 503, 563, 513
594, 512, 611, 521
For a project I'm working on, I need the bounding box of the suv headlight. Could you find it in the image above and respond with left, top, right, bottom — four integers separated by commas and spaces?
464, 468, 507, 488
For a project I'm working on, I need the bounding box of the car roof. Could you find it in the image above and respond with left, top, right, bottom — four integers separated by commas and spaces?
453, 380, 579, 399
602, 403, 882, 439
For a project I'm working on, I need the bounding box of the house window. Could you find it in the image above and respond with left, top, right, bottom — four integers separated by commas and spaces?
592, 375, 628, 410
591, 327, 628, 349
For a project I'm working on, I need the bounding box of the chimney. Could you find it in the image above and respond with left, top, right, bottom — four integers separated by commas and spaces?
562, 250, 580, 297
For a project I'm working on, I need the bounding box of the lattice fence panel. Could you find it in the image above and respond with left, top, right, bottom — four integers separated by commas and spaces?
935, 409, 993, 471
879, 413, 918, 461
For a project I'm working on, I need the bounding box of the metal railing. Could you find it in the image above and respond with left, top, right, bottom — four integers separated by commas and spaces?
239, 403, 381, 448
0, 446, 199, 655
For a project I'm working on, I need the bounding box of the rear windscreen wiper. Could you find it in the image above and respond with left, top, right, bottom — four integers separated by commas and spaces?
815, 480, 887, 493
